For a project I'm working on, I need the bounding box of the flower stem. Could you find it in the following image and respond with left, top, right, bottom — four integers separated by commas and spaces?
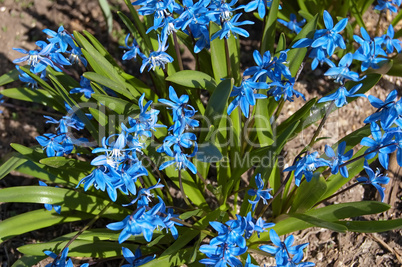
172, 31, 183, 71
305, 100, 336, 151
375, 11, 385, 37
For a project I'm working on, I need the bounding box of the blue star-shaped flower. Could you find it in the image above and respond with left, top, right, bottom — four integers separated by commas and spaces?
247, 173, 273, 211
277, 13, 306, 34
357, 160, 390, 202
317, 83, 366, 108
324, 141, 353, 178
121, 247, 155, 267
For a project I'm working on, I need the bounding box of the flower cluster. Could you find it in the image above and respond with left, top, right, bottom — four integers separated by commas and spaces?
36, 104, 88, 157
77, 93, 163, 201
107, 196, 182, 243
260, 229, 314, 267
157, 86, 199, 174
13, 26, 86, 88
199, 213, 274, 266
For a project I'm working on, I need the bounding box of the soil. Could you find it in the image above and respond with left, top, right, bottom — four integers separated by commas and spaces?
0, 0, 401, 266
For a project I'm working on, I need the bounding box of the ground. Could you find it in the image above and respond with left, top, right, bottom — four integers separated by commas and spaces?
0, 0, 401, 266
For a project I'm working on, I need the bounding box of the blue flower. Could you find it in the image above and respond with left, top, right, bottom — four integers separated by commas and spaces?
15, 65, 42, 88
244, 50, 291, 82
76, 167, 119, 201
121, 34, 144, 61
43, 25, 75, 52
159, 144, 198, 174
357, 160, 390, 202
140, 35, 173, 72
121, 247, 155, 267
324, 53, 365, 85
123, 180, 164, 207
269, 78, 306, 102
244, 212, 274, 239
107, 205, 164, 243
36, 133, 65, 157
353, 39, 388, 71
70, 76, 94, 99
44, 247, 73, 267
242, 0, 282, 18
310, 11, 348, 56
247, 173, 273, 211
39, 181, 62, 214
209, 217, 247, 249
360, 122, 396, 170
317, 83, 365, 108
364, 89, 402, 126
277, 13, 306, 34
376, 24, 402, 54
284, 152, 329, 186
211, 13, 254, 40
199, 243, 247, 267
374, 0, 401, 13
227, 78, 269, 118
324, 141, 353, 178
175, 0, 210, 31
260, 229, 313, 267
66, 45, 87, 66
13, 43, 55, 73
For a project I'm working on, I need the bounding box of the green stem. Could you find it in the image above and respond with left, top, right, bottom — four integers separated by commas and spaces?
305, 100, 335, 151
375, 11, 384, 37
172, 31, 184, 71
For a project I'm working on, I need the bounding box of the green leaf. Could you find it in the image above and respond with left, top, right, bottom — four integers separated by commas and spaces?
227, 33, 241, 85
0, 209, 92, 243
209, 22, 228, 80
1, 88, 65, 112
200, 79, 233, 142
0, 68, 20, 86
83, 30, 120, 68
336, 218, 402, 233
289, 213, 347, 232
289, 174, 327, 213
11, 255, 46, 267
287, 14, 319, 76
39, 157, 91, 170
0, 154, 27, 180
260, 0, 280, 53
91, 93, 139, 115
142, 247, 199, 267
83, 72, 134, 99
166, 70, 217, 94
18, 239, 145, 257
249, 201, 390, 245
0, 186, 130, 220
98, 0, 113, 33
276, 33, 287, 53
254, 96, 274, 147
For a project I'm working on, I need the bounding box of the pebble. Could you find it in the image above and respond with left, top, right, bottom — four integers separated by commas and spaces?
0, 6, 6, 12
